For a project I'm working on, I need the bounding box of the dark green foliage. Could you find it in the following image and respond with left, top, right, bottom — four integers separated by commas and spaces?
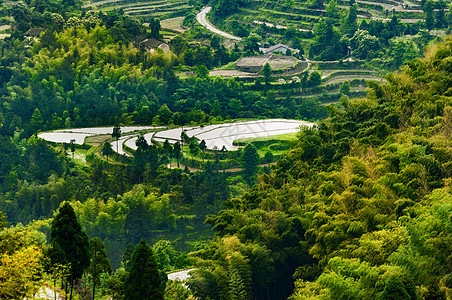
102, 143, 114, 162
241, 143, 259, 183
377, 277, 411, 300
49, 202, 90, 298
124, 240, 163, 300
260, 63, 272, 86
310, 19, 347, 60
122, 243, 135, 271
213, 0, 241, 19
88, 237, 112, 300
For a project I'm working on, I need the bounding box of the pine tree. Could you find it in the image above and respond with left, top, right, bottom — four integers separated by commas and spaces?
260, 63, 272, 88
87, 237, 112, 300
49, 202, 90, 300
122, 243, 135, 271
242, 143, 259, 183
30, 108, 43, 133
124, 240, 163, 300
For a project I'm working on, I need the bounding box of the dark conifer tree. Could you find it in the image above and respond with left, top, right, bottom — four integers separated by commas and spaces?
88, 237, 112, 300
242, 143, 259, 184
49, 201, 90, 300
124, 240, 163, 300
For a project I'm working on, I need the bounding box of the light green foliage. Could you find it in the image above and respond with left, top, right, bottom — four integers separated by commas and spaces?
164, 280, 191, 300
389, 38, 420, 68
199, 36, 452, 299
340, 81, 351, 94
349, 30, 380, 59
195, 65, 209, 79
72, 186, 180, 268
153, 240, 177, 271
0, 220, 48, 299
326, 0, 340, 19
188, 235, 273, 299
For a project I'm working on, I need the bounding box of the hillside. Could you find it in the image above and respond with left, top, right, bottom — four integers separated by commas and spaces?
188, 35, 452, 299
2, 0, 452, 298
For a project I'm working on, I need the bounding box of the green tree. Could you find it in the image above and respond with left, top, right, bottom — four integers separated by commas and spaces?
30, 108, 43, 134
88, 237, 112, 300
260, 63, 273, 87
102, 142, 114, 162
424, 0, 435, 29
149, 18, 161, 39
195, 65, 209, 78
170, 36, 187, 56
49, 202, 90, 300
124, 240, 163, 300
377, 276, 411, 300
349, 30, 380, 59
157, 104, 172, 125
241, 143, 259, 183
112, 125, 121, 154
122, 243, 135, 271
340, 81, 351, 94
152, 240, 177, 271
342, 5, 358, 35
326, 0, 340, 19
244, 35, 260, 53
174, 141, 181, 168
309, 71, 321, 87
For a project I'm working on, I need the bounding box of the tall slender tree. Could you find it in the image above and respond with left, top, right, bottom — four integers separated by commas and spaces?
112, 125, 121, 155
242, 143, 259, 184
49, 202, 90, 300
87, 237, 112, 300
124, 240, 163, 300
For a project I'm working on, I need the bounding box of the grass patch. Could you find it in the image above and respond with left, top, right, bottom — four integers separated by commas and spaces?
217, 62, 237, 70
234, 132, 299, 158
234, 132, 298, 145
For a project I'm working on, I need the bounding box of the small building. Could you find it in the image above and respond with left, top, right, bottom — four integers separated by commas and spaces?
261, 43, 294, 55
134, 37, 169, 52
24, 28, 45, 38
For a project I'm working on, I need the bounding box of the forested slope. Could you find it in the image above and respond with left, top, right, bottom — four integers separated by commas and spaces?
189, 35, 452, 299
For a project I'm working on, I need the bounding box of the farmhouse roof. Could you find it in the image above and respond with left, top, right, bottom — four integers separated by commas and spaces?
24, 28, 45, 37
262, 43, 293, 54
135, 37, 168, 51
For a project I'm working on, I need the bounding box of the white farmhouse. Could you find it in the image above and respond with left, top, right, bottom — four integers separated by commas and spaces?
261, 43, 295, 55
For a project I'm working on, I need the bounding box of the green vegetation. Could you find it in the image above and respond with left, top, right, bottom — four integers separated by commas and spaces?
195, 35, 452, 299
2, 0, 452, 298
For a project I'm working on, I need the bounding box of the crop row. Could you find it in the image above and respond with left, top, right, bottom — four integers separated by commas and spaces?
124, 2, 189, 13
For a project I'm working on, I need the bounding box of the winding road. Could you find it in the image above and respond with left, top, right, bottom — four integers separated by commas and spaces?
196, 7, 242, 41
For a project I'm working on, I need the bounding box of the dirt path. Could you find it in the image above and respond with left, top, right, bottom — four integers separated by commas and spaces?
196, 6, 242, 41
168, 162, 276, 172
83, 0, 119, 8
209, 69, 261, 77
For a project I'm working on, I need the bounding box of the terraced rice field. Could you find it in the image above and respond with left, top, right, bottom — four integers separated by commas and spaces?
38, 126, 162, 145
38, 120, 314, 155
84, 0, 191, 18
226, 0, 435, 34
151, 119, 314, 150
160, 17, 186, 33
236, 55, 299, 73
320, 70, 380, 85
